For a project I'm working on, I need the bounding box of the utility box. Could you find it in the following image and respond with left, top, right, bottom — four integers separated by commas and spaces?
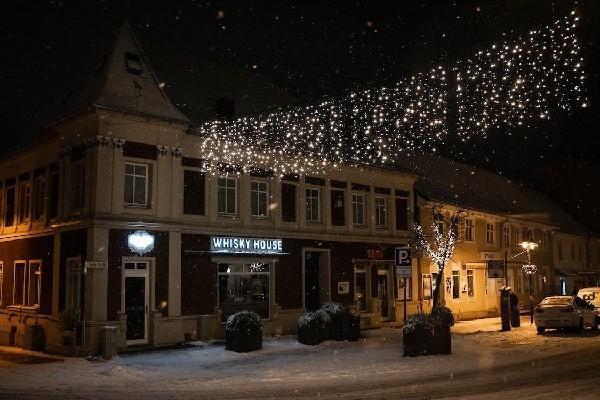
101, 326, 118, 360
500, 286, 512, 331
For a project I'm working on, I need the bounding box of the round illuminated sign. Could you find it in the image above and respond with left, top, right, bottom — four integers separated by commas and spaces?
128, 230, 155, 255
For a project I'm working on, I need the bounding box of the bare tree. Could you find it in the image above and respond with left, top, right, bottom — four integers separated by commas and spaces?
414, 205, 463, 309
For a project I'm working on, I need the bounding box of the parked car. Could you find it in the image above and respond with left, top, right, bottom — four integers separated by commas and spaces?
534, 296, 597, 334
577, 287, 600, 328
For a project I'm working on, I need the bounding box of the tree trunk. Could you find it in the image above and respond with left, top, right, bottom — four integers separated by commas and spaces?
432, 269, 445, 309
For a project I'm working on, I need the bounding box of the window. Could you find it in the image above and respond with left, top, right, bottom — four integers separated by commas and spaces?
398, 277, 412, 300
330, 190, 345, 226
465, 218, 475, 242
540, 231, 548, 249
0, 262, 3, 305
354, 269, 367, 312
33, 176, 46, 220
4, 185, 15, 227
305, 188, 321, 222
503, 225, 510, 246
49, 170, 59, 219
522, 227, 533, 241
352, 194, 366, 226
251, 181, 269, 217
486, 222, 495, 244
281, 183, 297, 222
466, 269, 475, 298
422, 274, 432, 300
183, 169, 205, 215
375, 197, 387, 227
125, 52, 142, 74
18, 181, 32, 223
12, 261, 41, 307
124, 162, 148, 207
71, 162, 85, 210
395, 197, 408, 230
511, 226, 519, 245
452, 270, 460, 299
558, 242, 563, 261
217, 177, 237, 215
218, 262, 270, 321
64, 258, 82, 331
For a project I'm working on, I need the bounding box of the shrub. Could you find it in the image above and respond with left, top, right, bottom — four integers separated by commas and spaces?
403, 313, 434, 357
430, 306, 455, 327
225, 311, 263, 352
320, 302, 347, 340
297, 310, 332, 345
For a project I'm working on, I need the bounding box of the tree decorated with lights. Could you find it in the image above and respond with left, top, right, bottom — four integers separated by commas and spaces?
413, 207, 464, 309
187, 10, 586, 178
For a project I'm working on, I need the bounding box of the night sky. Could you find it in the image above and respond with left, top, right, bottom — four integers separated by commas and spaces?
1, 1, 599, 231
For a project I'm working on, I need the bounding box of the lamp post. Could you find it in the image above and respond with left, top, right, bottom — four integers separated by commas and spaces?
520, 241, 538, 324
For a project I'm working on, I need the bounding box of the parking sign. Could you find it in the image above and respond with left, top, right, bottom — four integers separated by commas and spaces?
395, 247, 412, 278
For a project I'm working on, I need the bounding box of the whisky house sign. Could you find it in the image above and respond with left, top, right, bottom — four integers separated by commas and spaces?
210, 236, 284, 254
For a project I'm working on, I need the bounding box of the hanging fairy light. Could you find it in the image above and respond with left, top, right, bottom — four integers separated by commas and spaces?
187, 10, 586, 178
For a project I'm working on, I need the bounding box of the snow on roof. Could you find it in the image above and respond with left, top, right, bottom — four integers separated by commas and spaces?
394, 154, 589, 236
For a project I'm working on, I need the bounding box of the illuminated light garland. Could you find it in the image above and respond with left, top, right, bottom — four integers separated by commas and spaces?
187, 10, 586, 178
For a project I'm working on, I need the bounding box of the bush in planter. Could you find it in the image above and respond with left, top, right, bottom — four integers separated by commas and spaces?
402, 313, 434, 357
343, 311, 361, 341
225, 311, 263, 353
297, 309, 332, 345
320, 302, 346, 340
430, 306, 454, 355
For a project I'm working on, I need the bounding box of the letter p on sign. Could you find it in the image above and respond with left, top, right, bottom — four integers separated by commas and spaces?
395, 247, 412, 278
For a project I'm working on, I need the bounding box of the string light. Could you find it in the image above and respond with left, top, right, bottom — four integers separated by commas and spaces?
187, 10, 586, 178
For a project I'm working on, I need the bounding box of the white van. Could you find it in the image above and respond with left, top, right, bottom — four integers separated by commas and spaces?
577, 287, 600, 309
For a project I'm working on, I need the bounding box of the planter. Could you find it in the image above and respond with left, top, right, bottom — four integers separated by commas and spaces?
297, 310, 331, 345
343, 313, 361, 341
225, 311, 263, 353
433, 324, 451, 354
403, 324, 434, 357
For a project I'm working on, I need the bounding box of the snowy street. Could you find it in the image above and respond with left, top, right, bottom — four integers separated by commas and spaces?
1, 317, 600, 399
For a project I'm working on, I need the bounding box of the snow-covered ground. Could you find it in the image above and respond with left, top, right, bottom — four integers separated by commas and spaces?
1, 317, 600, 399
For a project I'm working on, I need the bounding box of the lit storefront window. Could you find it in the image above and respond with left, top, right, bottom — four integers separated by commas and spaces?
218, 262, 270, 321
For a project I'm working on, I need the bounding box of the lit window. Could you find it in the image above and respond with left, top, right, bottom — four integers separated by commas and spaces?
511, 226, 519, 245
355, 269, 367, 312
452, 270, 460, 299
374, 197, 387, 227
352, 194, 366, 226
465, 218, 475, 241
486, 222, 495, 244
250, 181, 268, 217
467, 269, 475, 298
218, 263, 270, 321
305, 188, 321, 222
124, 162, 148, 207
217, 177, 237, 215
12, 261, 40, 307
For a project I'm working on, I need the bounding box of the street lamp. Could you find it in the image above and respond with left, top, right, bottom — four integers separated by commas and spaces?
520, 241, 538, 324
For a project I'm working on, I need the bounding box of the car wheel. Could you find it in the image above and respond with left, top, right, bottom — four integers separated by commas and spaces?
537, 327, 545, 334
576, 317, 584, 333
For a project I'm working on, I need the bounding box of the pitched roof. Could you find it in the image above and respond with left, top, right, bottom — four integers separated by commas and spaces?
395, 154, 589, 236
57, 21, 190, 124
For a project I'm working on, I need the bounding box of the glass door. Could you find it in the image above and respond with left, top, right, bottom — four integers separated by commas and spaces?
123, 261, 149, 345
377, 269, 390, 320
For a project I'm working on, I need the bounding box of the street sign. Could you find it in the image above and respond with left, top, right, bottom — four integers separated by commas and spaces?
395, 247, 412, 278
487, 260, 505, 279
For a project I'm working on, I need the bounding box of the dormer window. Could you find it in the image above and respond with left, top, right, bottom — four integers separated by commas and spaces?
125, 52, 142, 75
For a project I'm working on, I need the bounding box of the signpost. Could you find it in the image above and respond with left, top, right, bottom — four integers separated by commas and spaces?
395, 246, 412, 323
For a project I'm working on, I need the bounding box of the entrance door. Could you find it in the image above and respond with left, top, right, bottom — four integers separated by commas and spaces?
304, 250, 330, 311
123, 262, 149, 345
377, 269, 390, 320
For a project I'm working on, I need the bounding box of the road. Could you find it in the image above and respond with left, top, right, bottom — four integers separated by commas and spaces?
1, 318, 600, 399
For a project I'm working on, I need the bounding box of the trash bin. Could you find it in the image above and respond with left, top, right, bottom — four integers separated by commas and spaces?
500, 286, 512, 331
510, 292, 520, 327
101, 326, 117, 360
